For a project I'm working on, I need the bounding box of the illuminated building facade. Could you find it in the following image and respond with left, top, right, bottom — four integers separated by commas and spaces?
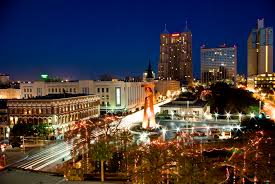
0, 88, 20, 99
247, 19, 273, 76
7, 94, 100, 139
94, 80, 146, 113
155, 80, 180, 97
247, 73, 275, 91
201, 45, 237, 85
158, 25, 193, 84
20, 79, 146, 114
20, 80, 94, 99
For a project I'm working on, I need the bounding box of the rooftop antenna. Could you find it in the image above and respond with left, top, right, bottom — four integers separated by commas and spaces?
185, 20, 189, 32
163, 24, 169, 33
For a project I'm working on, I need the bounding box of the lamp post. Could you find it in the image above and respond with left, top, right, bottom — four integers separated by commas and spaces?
181, 111, 185, 120
238, 113, 243, 122
259, 100, 261, 114
206, 126, 210, 136
20, 136, 25, 153
226, 113, 231, 123
250, 112, 255, 119
139, 132, 148, 144
162, 128, 167, 141
104, 101, 108, 114
214, 112, 218, 122
171, 111, 174, 120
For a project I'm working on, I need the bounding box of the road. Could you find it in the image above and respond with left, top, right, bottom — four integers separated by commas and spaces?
14, 141, 71, 171
118, 99, 171, 129
12, 100, 170, 171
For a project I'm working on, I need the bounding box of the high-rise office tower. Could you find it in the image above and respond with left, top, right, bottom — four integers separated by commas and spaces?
201, 45, 237, 84
158, 24, 193, 84
247, 19, 273, 76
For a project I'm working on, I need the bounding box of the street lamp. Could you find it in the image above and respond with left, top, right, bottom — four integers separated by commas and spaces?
226, 112, 231, 123
238, 113, 243, 122
139, 132, 148, 143
156, 123, 161, 129
250, 112, 255, 119
181, 111, 185, 118
162, 128, 167, 141
171, 111, 174, 120
105, 102, 108, 114
214, 112, 219, 122
206, 126, 210, 136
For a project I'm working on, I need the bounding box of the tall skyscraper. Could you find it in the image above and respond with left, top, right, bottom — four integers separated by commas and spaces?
201, 45, 237, 84
247, 19, 273, 76
158, 24, 193, 84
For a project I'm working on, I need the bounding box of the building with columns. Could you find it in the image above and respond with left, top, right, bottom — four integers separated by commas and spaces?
20, 79, 148, 114
7, 94, 100, 139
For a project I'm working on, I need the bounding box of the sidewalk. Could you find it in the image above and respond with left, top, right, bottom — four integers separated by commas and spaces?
0, 150, 28, 170
0, 169, 126, 184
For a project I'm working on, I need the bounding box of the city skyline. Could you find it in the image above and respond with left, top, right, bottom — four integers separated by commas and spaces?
0, 0, 274, 81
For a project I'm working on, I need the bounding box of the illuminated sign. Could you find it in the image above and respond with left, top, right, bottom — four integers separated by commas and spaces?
172, 33, 180, 37
115, 87, 121, 106
41, 74, 48, 79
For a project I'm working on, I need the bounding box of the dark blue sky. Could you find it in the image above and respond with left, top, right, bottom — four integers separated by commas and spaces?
0, 0, 274, 80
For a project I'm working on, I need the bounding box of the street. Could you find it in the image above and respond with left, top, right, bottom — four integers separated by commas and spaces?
14, 141, 71, 171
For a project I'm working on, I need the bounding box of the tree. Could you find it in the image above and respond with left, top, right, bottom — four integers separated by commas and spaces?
90, 139, 113, 182
209, 82, 259, 114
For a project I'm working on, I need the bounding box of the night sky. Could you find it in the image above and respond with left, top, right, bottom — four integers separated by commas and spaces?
0, 0, 274, 81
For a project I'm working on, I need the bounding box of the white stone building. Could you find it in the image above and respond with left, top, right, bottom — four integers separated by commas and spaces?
20, 79, 147, 113
94, 80, 146, 113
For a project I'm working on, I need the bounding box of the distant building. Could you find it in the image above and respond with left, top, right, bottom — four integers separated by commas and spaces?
235, 74, 247, 86
158, 24, 193, 84
0, 88, 20, 99
0, 74, 10, 85
7, 94, 100, 139
201, 45, 237, 85
247, 19, 273, 76
20, 80, 94, 99
155, 80, 181, 98
247, 73, 275, 92
143, 60, 155, 82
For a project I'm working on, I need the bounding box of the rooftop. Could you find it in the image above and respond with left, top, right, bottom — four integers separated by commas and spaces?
200, 44, 237, 49
160, 99, 207, 108
31, 93, 91, 100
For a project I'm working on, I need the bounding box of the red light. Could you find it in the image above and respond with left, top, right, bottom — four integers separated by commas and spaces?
172, 33, 180, 37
